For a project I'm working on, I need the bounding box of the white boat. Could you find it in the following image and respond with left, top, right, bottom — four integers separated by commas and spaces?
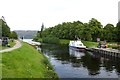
69, 40, 86, 50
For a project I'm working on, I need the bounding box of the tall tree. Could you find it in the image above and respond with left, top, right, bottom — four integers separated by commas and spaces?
40, 23, 44, 38
116, 21, 120, 43
10, 31, 18, 39
88, 18, 103, 41
1, 17, 11, 38
0, 19, 2, 38
103, 24, 115, 41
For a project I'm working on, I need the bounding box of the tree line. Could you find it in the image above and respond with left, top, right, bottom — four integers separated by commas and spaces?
37, 18, 120, 42
0, 17, 18, 39
36, 18, 120, 43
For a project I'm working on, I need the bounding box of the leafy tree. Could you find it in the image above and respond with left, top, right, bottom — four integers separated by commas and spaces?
40, 23, 44, 38
103, 24, 115, 42
88, 18, 103, 41
0, 19, 2, 38
10, 31, 18, 39
2, 18, 11, 38
35, 18, 117, 43
116, 21, 120, 43
81, 23, 92, 41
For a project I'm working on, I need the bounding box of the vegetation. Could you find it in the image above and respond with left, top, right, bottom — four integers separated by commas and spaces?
116, 21, 120, 43
1, 16, 11, 38
0, 19, 2, 38
10, 31, 18, 39
0, 40, 16, 50
116, 21, 120, 49
0, 16, 18, 39
82, 41, 98, 48
58, 39, 98, 48
59, 39, 70, 45
2, 42, 58, 78
42, 36, 60, 44
34, 18, 120, 49
33, 38, 42, 42
35, 18, 119, 43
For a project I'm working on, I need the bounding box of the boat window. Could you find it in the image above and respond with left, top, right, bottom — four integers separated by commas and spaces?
78, 44, 82, 46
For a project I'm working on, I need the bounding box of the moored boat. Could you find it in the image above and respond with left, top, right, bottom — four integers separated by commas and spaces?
69, 40, 86, 50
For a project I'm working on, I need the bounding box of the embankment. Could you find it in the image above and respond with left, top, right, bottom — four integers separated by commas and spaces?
2, 42, 58, 78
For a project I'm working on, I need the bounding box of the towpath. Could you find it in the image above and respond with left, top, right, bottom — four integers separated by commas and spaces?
0, 40, 22, 53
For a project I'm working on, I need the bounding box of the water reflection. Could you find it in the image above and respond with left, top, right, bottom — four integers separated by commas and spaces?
69, 48, 85, 59
40, 44, 120, 78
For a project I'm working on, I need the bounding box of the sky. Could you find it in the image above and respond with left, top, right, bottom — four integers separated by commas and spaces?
0, 0, 119, 31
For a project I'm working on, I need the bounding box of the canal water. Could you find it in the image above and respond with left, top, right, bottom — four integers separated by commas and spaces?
24, 39, 120, 78
40, 44, 120, 78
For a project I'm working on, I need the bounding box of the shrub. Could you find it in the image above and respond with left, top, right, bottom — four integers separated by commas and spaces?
42, 36, 60, 44
33, 37, 38, 41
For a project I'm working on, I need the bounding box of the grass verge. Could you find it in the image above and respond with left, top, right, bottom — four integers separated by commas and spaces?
59, 39, 98, 47
0, 40, 16, 50
2, 42, 58, 78
82, 41, 98, 48
35, 38, 118, 48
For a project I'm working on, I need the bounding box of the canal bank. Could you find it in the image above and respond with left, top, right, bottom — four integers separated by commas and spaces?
86, 48, 120, 58
39, 43, 120, 78
34, 38, 119, 49
2, 41, 58, 78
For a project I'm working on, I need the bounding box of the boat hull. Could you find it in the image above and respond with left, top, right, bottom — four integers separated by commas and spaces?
69, 46, 86, 51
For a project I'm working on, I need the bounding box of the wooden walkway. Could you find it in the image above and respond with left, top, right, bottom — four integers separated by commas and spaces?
86, 48, 120, 58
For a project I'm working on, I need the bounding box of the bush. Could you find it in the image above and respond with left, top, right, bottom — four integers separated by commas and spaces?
112, 46, 120, 49
42, 36, 60, 44
33, 37, 38, 41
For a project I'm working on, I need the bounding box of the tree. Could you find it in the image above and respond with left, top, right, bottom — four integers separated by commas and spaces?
40, 23, 44, 38
1, 16, 11, 38
35, 18, 117, 42
2, 18, 11, 38
0, 19, 2, 38
88, 18, 103, 41
116, 21, 120, 43
10, 31, 18, 39
78, 23, 92, 41
103, 24, 115, 42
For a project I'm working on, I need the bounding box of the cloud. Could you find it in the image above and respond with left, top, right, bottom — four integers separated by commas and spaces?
0, 0, 119, 30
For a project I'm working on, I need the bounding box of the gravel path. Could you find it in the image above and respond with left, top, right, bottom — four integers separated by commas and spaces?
0, 40, 22, 53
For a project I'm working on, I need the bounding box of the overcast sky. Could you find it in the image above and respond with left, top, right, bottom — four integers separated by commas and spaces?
0, 0, 119, 31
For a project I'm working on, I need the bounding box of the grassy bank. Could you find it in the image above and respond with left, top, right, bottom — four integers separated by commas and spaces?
59, 39, 70, 45
0, 40, 16, 50
34, 38, 98, 47
82, 41, 98, 48
59, 39, 118, 48
2, 42, 58, 78
35, 38, 118, 48
59, 39, 98, 47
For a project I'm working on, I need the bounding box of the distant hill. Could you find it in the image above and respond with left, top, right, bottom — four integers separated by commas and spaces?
14, 30, 38, 39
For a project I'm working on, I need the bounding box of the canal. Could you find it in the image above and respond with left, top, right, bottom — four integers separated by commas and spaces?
24, 39, 120, 78
40, 44, 120, 78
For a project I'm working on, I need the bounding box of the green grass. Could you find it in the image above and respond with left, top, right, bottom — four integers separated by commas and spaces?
36, 38, 98, 47
35, 38, 119, 49
59, 39, 70, 45
33, 38, 42, 42
38, 38, 42, 42
0, 51, 1, 78
2, 42, 58, 78
82, 41, 98, 48
59, 39, 119, 48
0, 40, 16, 50
59, 39, 98, 47
0, 45, 1, 50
